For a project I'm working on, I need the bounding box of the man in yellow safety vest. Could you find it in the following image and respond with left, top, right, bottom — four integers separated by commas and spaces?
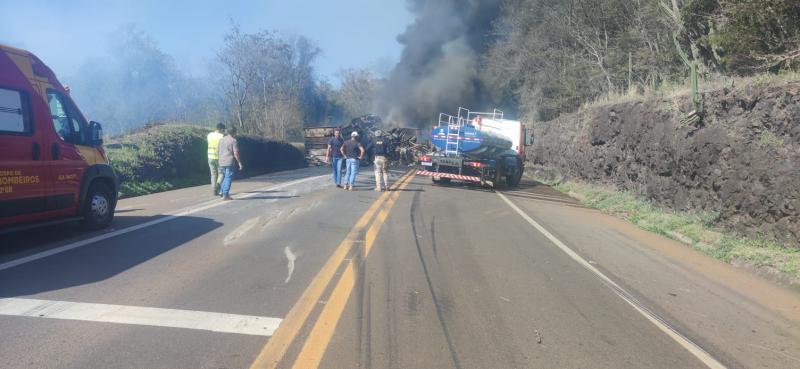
207, 123, 225, 195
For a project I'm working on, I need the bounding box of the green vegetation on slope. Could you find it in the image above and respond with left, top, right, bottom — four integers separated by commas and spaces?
530, 169, 800, 280
484, 0, 800, 121
105, 125, 209, 198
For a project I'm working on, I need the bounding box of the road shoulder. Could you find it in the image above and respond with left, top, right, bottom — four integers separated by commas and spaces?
501, 181, 800, 368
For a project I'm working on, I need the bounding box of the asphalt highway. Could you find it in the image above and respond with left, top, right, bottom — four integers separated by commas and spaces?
1, 166, 799, 369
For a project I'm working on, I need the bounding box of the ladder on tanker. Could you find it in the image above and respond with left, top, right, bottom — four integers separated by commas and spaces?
439, 113, 463, 156
437, 109, 506, 156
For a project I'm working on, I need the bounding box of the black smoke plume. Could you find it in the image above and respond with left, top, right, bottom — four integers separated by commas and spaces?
379, 0, 502, 128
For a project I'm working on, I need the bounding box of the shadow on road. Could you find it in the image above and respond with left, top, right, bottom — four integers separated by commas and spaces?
514, 180, 543, 190
498, 180, 588, 208
0, 214, 177, 257
0, 215, 222, 297
412, 177, 569, 197
344, 186, 424, 192
415, 178, 497, 193
409, 176, 587, 208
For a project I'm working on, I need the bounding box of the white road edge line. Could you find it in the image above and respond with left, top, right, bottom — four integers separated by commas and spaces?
0, 297, 282, 336
224, 216, 260, 246
497, 192, 727, 369
0, 175, 328, 272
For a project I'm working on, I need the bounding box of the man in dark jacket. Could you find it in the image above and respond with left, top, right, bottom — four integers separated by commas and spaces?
369, 130, 392, 191
325, 129, 345, 188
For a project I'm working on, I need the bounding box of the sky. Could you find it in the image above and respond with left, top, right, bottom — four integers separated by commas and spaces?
0, 0, 413, 83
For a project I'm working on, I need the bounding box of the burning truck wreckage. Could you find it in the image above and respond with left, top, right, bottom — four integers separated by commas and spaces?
303, 114, 431, 167
304, 108, 532, 189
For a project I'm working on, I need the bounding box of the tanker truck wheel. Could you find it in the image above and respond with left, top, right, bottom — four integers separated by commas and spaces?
506, 161, 523, 187
492, 167, 503, 189
506, 171, 522, 187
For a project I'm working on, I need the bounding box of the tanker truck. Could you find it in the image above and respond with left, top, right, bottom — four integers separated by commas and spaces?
416, 108, 532, 188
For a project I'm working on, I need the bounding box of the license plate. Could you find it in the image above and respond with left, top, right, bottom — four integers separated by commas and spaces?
421, 162, 433, 166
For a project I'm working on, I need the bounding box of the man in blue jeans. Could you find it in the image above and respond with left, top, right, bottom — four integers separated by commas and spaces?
218, 127, 243, 200
325, 128, 345, 188
340, 131, 365, 191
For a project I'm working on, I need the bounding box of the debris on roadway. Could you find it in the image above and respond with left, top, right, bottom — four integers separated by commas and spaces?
303, 114, 431, 166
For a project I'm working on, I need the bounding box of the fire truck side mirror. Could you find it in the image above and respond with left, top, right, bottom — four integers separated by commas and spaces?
89, 121, 104, 147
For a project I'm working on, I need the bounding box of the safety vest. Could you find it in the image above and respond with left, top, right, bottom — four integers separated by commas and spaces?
207, 131, 224, 160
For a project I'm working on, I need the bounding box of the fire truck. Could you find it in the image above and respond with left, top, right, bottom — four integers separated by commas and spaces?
0, 44, 117, 232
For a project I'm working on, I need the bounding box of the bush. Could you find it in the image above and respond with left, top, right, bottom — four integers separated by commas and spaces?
105, 123, 306, 197
236, 135, 307, 176
107, 125, 208, 184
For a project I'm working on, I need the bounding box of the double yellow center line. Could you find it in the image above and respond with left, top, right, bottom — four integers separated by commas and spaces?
249, 171, 416, 369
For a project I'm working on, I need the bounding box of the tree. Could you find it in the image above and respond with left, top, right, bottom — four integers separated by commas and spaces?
334, 68, 382, 120
68, 25, 217, 135
217, 25, 261, 133
710, 0, 800, 73
217, 25, 323, 140
483, 0, 681, 121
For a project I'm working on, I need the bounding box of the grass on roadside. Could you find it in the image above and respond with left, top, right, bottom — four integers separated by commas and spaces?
117, 174, 209, 198
535, 175, 800, 278
581, 69, 800, 111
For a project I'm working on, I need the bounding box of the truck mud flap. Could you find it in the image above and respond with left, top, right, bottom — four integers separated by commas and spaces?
416, 170, 480, 182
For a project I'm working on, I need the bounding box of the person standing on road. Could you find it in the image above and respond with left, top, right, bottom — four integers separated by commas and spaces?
369, 130, 391, 191
207, 123, 225, 195
340, 131, 365, 191
325, 128, 345, 188
218, 127, 243, 200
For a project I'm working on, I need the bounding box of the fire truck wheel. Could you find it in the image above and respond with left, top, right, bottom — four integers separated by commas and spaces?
82, 182, 115, 229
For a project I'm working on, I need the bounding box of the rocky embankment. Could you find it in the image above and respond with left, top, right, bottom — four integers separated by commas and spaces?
532, 81, 800, 245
